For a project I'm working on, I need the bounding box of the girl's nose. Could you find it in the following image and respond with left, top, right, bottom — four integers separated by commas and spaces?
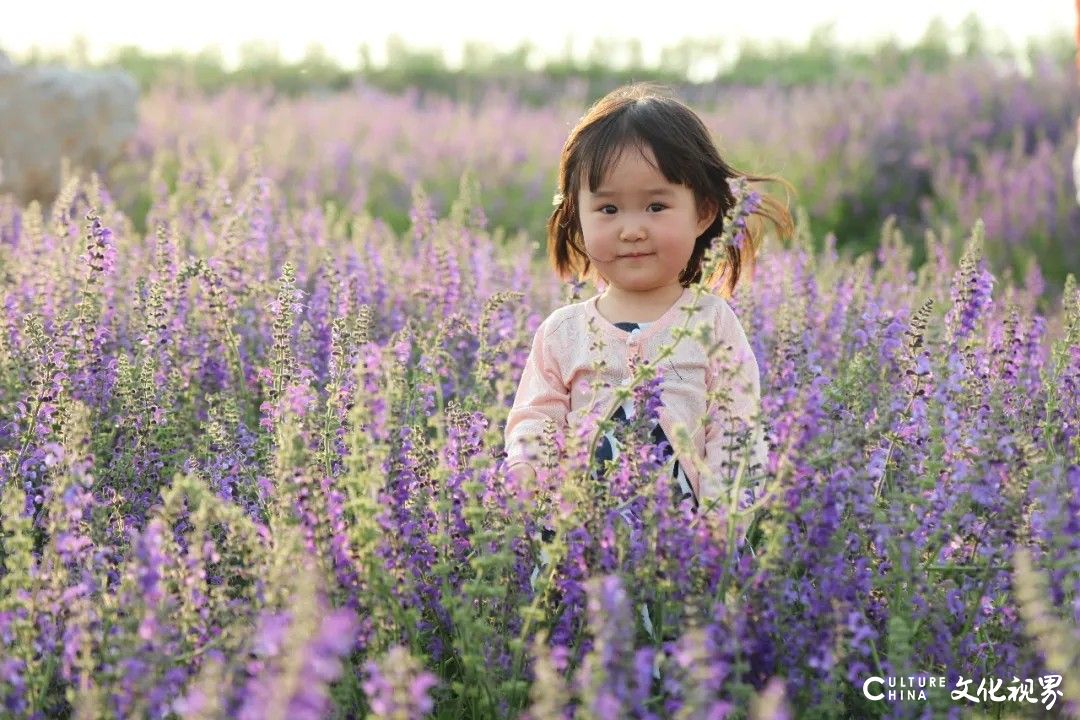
619, 220, 648, 241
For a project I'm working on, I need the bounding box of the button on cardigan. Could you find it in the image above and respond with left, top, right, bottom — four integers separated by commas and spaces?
503, 286, 769, 507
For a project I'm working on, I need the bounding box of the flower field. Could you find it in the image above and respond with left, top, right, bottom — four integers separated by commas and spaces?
115, 53, 1080, 296
0, 55, 1078, 719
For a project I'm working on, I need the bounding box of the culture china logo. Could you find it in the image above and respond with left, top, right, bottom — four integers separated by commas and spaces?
861, 674, 1064, 711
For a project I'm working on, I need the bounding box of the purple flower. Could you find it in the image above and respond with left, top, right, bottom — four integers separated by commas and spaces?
361, 645, 439, 718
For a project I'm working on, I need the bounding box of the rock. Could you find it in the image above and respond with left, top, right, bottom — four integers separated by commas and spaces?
0, 57, 138, 205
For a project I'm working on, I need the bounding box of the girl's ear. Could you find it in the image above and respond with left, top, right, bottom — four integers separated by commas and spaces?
695, 199, 719, 237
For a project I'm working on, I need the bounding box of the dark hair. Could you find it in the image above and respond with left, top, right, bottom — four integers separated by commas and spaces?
547, 82, 795, 299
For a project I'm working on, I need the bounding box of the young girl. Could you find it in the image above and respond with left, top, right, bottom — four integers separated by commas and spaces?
504, 81, 793, 519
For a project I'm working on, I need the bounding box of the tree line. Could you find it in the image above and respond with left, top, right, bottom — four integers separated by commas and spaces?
6, 13, 1074, 101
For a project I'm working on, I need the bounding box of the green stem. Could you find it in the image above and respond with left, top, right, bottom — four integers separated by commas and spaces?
875, 374, 922, 500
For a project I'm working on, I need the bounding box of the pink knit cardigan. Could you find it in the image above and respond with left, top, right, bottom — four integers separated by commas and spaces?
503, 286, 769, 506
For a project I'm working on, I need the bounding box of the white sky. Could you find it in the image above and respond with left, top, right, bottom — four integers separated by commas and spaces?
1, 0, 1074, 72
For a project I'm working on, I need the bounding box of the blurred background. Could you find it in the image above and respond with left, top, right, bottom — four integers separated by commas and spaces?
2, 0, 1078, 307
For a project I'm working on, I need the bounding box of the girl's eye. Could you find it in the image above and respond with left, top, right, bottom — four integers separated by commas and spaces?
598, 203, 667, 214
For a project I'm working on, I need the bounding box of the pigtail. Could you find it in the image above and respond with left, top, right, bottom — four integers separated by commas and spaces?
547, 194, 583, 283
704, 175, 796, 299
548, 179, 608, 288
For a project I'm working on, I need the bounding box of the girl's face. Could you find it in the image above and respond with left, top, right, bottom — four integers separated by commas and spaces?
577, 143, 716, 294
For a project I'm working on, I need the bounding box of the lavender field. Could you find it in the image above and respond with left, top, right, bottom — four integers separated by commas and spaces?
0, 53, 1078, 719
114, 53, 1080, 299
